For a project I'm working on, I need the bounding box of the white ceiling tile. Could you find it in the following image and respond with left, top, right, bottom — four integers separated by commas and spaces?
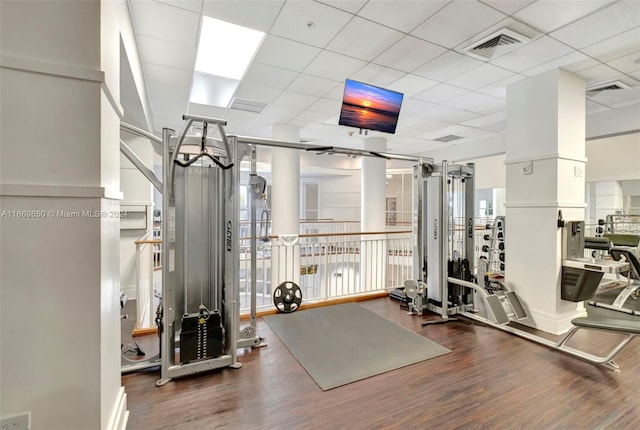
131, 0, 200, 46
254, 35, 321, 72
561, 56, 600, 73
186, 102, 227, 119
550, 0, 640, 49
491, 36, 573, 73
413, 51, 484, 82
397, 115, 451, 131
585, 100, 612, 114
448, 63, 515, 90
308, 98, 342, 114
154, 0, 203, 13
414, 83, 469, 104
401, 98, 439, 117
315, 0, 367, 14
575, 64, 626, 85
189, 72, 239, 107
233, 81, 282, 104
521, 51, 593, 77
514, 1, 616, 33
243, 63, 298, 90
455, 127, 496, 139
588, 86, 640, 109
291, 110, 336, 128
373, 35, 447, 73
148, 82, 191, 104
358, 0, 449, 32
581, 28, 640, 63
386, 74, 438, 97
350, 64, 407, 87
477, 120, 505, 132
462, 110, 505, 128
151, 100, 189, 128
259, 104, 301, 124
608, 51, 640, 74
326, 16, 404, 61
270, 1, 353, 48
201, 0, 284, 32
393, 125, 436, 138
398, 141, 450, 155
420, 105, 482, 123
304, 50, 367, 82
479, 0, 535, 16
287, 74, 340, 97
143, 62, 193, 87
272, 91, 318, 109
629, 70, 640, 82
137, 35, 196, 70
435, 110, 482, 124
323, 84, 346, 101
444, 92, 498, 110
476, 74, 524, 98
411, 0, 507, 48
224, 109, 260, 127
467, 98, 505, 115
418, 124, 473, 140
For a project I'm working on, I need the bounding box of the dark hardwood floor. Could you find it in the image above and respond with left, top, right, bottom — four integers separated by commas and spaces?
122, 297, 640, 429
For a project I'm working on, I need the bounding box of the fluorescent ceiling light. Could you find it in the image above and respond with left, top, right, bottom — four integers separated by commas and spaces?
195, 16, 265, 80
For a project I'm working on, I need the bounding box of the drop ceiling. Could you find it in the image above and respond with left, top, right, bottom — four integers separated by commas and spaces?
125, 0, 640, 156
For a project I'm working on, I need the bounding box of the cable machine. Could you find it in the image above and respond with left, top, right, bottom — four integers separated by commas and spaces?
119, 115, 267, 383
407, 161, 637, 371
407, 161, 475, 319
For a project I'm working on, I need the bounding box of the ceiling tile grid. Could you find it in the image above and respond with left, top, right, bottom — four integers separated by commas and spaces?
124, 0, 640, 153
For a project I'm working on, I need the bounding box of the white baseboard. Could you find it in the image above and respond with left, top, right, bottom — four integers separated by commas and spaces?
106, 387, 129, 430
519, 307, 587, 335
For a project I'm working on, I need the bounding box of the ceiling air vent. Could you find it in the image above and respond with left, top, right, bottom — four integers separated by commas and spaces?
229, 97, 268, 113
463, 28, 530, 61
434, 134, 463, 143
586, 81, 629, 97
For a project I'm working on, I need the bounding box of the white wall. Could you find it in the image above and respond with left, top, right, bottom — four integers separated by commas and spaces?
585, 132, 640, 182
0, 1, 131, 429
320, 173, 361, 222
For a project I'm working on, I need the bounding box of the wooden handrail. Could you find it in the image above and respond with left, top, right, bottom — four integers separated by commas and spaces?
135, 230, 413, 244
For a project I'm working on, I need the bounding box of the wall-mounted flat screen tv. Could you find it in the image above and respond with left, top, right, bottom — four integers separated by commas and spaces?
338, 79, 404, 134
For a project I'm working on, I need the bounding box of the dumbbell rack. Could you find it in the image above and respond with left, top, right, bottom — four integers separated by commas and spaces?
479, 216, 527, 323
484, 216, 506, 277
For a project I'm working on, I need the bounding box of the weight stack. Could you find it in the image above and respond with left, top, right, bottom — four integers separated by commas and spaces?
180, 311, 223, 364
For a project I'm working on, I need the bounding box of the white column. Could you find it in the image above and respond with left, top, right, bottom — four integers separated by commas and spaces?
270, 124, 301, 291
0, 1, 130, 429
505, 68, 587, 334
594, 181, 623, 221
361, 137, 387, 292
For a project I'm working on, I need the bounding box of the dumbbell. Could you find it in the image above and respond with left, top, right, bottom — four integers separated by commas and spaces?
482, 243, 505, 252
499, 253, 505, 262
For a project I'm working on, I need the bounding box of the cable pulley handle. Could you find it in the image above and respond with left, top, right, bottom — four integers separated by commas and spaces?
173, 152, 234, 170
200, 122, 208, 152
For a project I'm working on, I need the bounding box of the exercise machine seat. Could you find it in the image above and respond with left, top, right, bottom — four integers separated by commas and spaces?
603, 233, 640, 248
610, 247, 640, 280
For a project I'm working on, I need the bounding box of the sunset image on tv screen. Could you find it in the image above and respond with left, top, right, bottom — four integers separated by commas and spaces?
338, 79, 404, 134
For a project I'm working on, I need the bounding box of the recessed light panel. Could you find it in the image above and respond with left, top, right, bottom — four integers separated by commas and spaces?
195, 16, 265, 80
